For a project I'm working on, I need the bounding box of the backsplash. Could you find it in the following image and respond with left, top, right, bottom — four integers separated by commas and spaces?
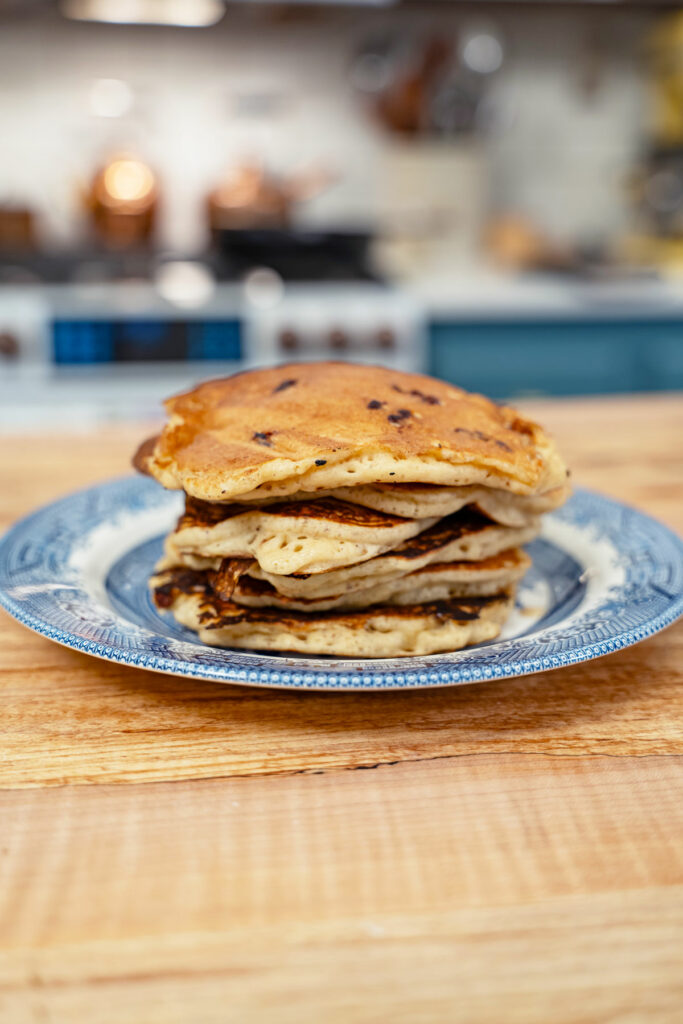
0, 5, 652, 253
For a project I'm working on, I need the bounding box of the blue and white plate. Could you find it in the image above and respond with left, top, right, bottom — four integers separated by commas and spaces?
0, 477, 681, 690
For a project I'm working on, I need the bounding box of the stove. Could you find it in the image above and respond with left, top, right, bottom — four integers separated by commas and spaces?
0, 281, 426, 429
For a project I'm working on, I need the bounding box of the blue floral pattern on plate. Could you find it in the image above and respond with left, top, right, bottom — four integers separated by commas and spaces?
0, 477, 681, 690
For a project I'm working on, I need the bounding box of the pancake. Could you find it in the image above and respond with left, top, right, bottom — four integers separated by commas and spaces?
242, 481, 568, 527
325, 481, 567, 526
154, 571, 515, 657
170, 508, 539, 600
152, 547, 529, 612
227, 548, 531, 612
159, 507, 539, 600
164, 495, 438, 576
135, 363, 568, 503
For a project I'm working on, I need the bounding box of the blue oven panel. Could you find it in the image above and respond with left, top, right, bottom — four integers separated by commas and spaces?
52, 318, 242, 365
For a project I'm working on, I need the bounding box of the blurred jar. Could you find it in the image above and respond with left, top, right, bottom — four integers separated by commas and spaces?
206, 162, 333, 241
0, 205, 37, 252
207, 164, 291, 233
85, 155, 159, 249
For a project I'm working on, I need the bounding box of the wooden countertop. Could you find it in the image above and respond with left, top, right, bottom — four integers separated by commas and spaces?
1, 393, 682, 1023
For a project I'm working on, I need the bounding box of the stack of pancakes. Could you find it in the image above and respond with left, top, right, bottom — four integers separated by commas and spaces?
134, 363, 569, 657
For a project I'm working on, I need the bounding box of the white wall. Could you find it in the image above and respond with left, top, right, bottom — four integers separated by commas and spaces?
0, 5, 651, 253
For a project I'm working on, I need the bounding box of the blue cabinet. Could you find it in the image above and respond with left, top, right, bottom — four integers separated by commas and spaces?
428, 319, 683, 398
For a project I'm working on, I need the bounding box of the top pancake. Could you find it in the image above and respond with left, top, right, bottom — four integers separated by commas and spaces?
136, 362, 568, 502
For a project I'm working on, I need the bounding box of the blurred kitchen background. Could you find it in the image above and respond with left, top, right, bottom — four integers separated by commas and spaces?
2, 0, 683, 428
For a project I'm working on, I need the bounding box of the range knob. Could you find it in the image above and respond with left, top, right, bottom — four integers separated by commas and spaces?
328, 327, 349, 351
0, 331, 19, 359
278, 328, 299, 352
375, 326, 395, 350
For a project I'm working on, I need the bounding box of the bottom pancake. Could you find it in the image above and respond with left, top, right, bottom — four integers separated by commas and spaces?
153, 569, 515, 657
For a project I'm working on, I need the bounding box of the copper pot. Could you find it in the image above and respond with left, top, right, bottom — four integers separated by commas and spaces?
86, 155, 158, 249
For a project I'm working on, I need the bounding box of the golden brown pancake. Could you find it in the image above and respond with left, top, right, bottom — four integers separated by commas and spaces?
220, 548, 531, 612
164, 494, 438, 576
179, 495, 413, 531
177, 482, 564, 529
152, 547, 529, 612
157, 506, 539, 601
153, 567, 515, 658
175, 480, 567, 528
304, 481, 569, 527
232, 509, 538, 599
135, 363, 568, 502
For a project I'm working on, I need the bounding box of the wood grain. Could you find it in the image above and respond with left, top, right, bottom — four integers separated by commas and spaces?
0, 624, 682, 787
1, 755, 682, 1023
0, 393, 682, 1023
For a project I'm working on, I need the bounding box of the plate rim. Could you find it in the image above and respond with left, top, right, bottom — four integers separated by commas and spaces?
1, 477, 682, 691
